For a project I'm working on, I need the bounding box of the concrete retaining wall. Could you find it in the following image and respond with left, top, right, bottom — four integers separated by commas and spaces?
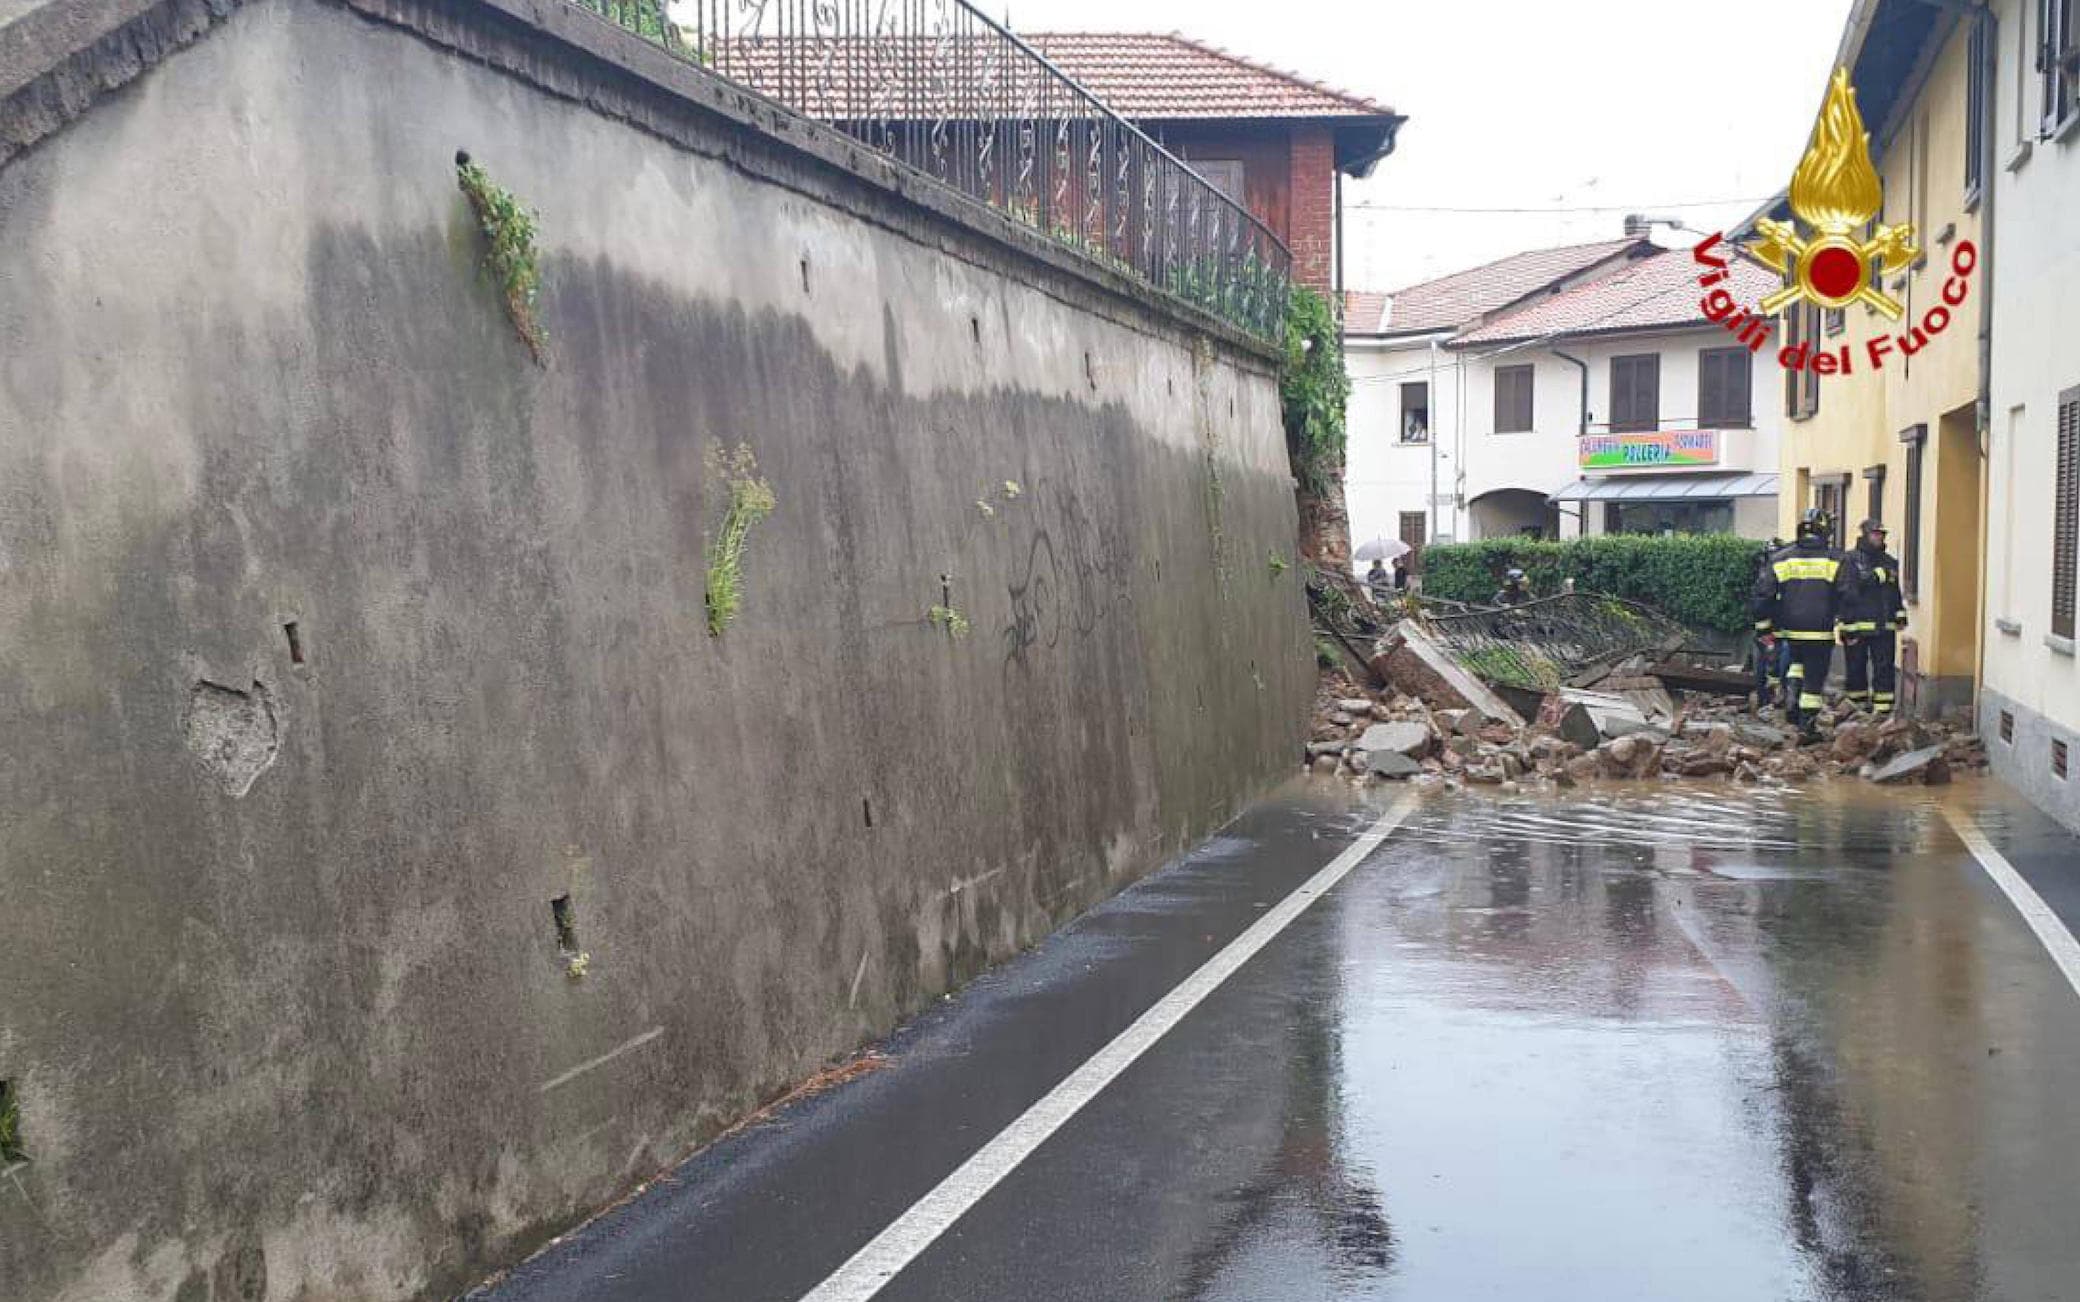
0, 1, 1312, 1296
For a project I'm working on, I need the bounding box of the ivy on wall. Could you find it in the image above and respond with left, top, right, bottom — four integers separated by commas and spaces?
1278, 286, 1350, 495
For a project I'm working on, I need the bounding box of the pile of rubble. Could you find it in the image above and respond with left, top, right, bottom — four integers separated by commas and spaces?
1307, 669, 1988, 793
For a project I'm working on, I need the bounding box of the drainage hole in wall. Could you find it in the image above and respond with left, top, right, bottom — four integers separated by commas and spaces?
283, 622, 305, 666
800, 258, 812, 294
2054, 739, 2069, 781
970, 316, 981, 344
550, 894, 579, 954
1084, 352, 1096, 389
0, 1079, 24, 1166
2000, 709, 2014, 743
863, 797, 875, 829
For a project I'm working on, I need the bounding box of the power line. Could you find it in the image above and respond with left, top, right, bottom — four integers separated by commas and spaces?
1347, 196, 1767, 215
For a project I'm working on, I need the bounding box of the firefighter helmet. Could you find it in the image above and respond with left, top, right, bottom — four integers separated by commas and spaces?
1799, 507, 1834, 542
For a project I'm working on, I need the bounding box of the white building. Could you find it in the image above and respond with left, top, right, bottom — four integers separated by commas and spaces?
1980, 0, 2080, 829
1346, 239, 1784, 565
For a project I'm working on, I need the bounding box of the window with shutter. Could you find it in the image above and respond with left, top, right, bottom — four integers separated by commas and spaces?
1968, 20, 1988, 195
1494, 365, 1534, 433
1698, 348, 1752, 428
1610, 355, 1659, 432
2055, 388, 2080, 639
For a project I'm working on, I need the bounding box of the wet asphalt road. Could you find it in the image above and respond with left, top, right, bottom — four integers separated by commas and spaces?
478, 779, 2080, 1302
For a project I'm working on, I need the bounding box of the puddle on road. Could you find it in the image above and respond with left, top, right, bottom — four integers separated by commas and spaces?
1366, 778, 1975, 859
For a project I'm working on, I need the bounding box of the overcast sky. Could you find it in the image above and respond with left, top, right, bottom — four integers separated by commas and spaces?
1009, 0, 1857, 290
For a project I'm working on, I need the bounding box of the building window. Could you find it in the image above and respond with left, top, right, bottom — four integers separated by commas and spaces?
1190, 159, 1246, 206
1400, 382, 1430, 444
1609, 354, 1660, 433
1494, 364, 1534, 433
1864, 464, 1887, 525
1902, 425, 1928, 602
1826, 307, 1845, 336
2055, 387, 2080, 639
1698, 347, 1753, 428
2041, 0, 2079, 136
1815, 475, 1849, 551
1784, 305, 1821, 419
1967, 19, 1988, 196
1605, 499, 1735, 536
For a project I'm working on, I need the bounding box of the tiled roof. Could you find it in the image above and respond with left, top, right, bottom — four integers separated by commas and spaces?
1348, 239, 1643, 337
1343, 291, 1389, 334
1450, 247, 1780, 346
1025, 32, 1396, 121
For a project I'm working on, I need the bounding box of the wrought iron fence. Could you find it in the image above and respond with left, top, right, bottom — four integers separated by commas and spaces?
1416, 593, 1686, 693
567, 0, 1294, 340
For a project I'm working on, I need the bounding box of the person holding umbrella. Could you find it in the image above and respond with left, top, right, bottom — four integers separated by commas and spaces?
1353, 536, 1412, 608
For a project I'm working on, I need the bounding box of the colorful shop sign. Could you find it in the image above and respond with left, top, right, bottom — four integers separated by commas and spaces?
1578, 430, 1720, 470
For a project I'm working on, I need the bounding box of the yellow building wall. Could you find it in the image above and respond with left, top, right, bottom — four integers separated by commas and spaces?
1776, 19, 1985, 705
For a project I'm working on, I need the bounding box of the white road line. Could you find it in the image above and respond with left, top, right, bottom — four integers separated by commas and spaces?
538, 1026, 665, 1094
1943, 808, 2080, 1000
796, 794, 1419, 1302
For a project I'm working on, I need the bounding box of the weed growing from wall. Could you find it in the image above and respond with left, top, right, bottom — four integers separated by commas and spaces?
1267, 549, 1289, 577
0, 1080, 24, 1166
703, 443, 777, 636
455, 151, 546, 364
927, 604, 972, 638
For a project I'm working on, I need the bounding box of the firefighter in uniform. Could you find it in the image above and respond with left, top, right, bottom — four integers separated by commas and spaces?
1836, 517, 1907, 715
1752, 508, 1843, 737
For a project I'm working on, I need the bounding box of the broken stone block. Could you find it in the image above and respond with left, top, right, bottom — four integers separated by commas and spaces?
1556, 703, 1602, 751
1563, 754, 1600, 783
1867, 745, 1952, 785
1365, 749, 1423, 779
1831, 721, 1876, 763
1306, 740, 1347, 760
1336, 697, 1373, 714
1311, 755, 1339, 776
1356, 721, 1433, 758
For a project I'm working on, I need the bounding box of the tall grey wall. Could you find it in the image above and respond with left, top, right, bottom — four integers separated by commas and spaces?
0, 0, 1312, 1297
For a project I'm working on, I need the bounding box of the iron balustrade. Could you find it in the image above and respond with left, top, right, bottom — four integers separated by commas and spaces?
567, 0, 1295, 342
1416, 593, 1686, 692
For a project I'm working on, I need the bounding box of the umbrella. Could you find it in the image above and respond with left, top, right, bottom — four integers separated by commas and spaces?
1353, 536, 1412, 563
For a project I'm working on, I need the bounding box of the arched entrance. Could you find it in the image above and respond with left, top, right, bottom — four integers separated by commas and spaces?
1468, 488, 1559, 540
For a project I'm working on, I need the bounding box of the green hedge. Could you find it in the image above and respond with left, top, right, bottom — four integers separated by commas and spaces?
1420, 534, 1767, 635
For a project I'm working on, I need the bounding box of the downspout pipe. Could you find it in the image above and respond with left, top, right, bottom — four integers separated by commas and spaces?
1551, 349, 1593, 537
1551, 348, 1590, 436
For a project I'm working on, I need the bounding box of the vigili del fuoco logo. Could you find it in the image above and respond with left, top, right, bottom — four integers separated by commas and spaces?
1690, 68, 1977, 376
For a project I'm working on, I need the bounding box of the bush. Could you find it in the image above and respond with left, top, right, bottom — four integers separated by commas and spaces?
1420, 534, 1768, 635
1280, 286, 1349, 493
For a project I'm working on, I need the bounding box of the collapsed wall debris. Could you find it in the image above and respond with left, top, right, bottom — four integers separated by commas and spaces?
1307, 589, 1986, 790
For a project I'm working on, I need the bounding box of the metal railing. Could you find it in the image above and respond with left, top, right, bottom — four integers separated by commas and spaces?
1417, 592, 1686, 692
568, 0, 1294, 341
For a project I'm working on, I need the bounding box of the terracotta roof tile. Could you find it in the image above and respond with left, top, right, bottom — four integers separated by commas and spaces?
1025, 32, 1396, 121
1449, 248, 1780, 346
1348, 239, 1642, 337
1342, 291, 1389, 334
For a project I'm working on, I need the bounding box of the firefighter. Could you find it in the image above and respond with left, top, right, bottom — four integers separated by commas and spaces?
1836, 517, 1907, 715
1751, 538, 1789, 709
1752, 508, 1843, 737
1492, 568, 1532, 607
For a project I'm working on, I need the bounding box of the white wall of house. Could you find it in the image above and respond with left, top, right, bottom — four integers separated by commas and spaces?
1346, 332, 1465, 556
1980, 0, 2080, 830
1449, 325, 1781, 540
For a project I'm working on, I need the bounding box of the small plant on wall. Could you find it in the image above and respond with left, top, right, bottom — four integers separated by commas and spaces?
455, 150, 547, 364
704, 442, 777, 636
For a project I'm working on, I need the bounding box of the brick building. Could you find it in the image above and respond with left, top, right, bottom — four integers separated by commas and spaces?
1028, 33, 1404, 293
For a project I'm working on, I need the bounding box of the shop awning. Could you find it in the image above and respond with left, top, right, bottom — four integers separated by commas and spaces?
1548, 472, 1779, 503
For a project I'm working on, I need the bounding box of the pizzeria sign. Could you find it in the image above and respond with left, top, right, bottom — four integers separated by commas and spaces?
1578, 430, 1720, 470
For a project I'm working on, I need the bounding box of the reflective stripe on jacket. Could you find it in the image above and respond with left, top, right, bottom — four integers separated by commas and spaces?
1751, 538, 1842, 639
